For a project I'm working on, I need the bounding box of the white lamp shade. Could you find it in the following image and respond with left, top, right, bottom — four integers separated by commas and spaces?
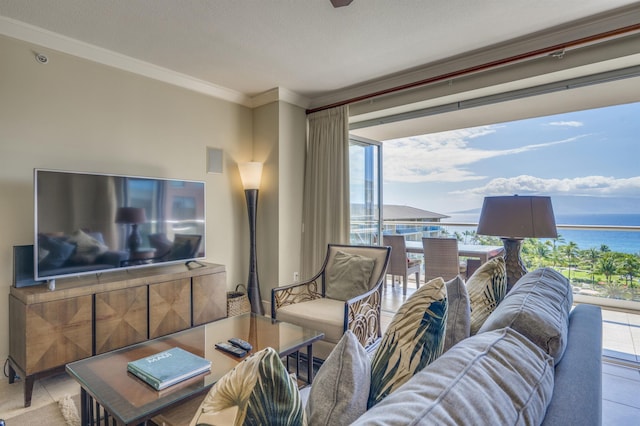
238, 162, 263, 190
477, 195, 558, 239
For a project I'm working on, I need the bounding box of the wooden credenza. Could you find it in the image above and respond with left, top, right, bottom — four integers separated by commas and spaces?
8, 262, 226, 407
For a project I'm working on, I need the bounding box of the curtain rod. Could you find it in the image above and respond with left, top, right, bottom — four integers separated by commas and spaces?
306, 23, 640, 115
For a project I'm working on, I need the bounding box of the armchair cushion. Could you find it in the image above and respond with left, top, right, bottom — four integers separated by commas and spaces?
368, 277, 447, 408
306, 330, 371, 425
188, 347, 303, 426
275, 298, 345, 345
325, 250, 375, 301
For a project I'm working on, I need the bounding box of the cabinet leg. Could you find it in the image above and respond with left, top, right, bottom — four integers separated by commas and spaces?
8, 364, 16, 384
23, 376, 34, 407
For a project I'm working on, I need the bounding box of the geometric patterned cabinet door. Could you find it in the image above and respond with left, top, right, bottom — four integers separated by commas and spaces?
9, 262, 226, 407
24, 295, 93, 373
95, 286, 148, 354
192, 273, 226, 326
149, 278, 191, 339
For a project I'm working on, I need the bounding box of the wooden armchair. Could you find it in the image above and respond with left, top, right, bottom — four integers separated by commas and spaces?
272, 244, 391, 360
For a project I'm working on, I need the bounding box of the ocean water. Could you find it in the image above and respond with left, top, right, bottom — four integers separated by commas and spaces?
444, 213, 640, 254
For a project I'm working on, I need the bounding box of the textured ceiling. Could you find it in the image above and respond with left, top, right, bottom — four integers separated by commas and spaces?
1, 0, 639, 102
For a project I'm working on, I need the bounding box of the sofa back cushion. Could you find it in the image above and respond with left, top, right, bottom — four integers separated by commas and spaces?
478, 267, 573, 364
368, 277, 447, 408
352, 327, 555, 426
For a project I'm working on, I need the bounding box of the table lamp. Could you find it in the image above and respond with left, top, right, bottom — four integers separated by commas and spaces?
477, 195, 557, 290
115, 207, 147, 253
239, 162, 264, 315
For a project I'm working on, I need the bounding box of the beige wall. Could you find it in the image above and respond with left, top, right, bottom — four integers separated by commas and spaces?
252, 101, 307, 313
0, 35, 256, 358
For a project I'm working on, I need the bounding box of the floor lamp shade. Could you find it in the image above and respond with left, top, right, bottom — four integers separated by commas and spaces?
477, 195, 557, 290
239, 162, 264, 315
477, 195, 558, 239
238, 162, 263, 190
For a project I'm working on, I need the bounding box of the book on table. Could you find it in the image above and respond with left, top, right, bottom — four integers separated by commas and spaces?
127, 347, 211, 391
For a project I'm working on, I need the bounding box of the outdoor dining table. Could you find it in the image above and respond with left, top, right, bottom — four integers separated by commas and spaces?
404, 240, 504, 264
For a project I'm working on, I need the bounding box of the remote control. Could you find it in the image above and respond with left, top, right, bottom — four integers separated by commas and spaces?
215, 342, 247, 358
228, 337, 253, 352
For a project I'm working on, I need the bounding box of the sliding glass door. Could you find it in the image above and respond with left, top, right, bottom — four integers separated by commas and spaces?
349, 136, 382, 245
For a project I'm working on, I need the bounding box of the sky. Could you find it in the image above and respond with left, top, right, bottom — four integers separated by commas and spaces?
379, 101, 640, 217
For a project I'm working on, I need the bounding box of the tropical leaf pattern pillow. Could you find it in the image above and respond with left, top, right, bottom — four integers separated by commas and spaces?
189, 347, 303, 426
368, 277, 447, 408
467, 256, 507, 335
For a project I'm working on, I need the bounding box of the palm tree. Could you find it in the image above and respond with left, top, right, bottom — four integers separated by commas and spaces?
619, 254, 640, 288
560, 242, 580, 280
583, 248, 601, 284
596, 254, 617, 284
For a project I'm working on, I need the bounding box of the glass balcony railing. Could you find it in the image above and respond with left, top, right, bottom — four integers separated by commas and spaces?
367, 219, 640, 365
351, 219, 640, 304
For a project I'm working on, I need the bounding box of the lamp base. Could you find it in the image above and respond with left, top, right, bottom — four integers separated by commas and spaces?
127, 224, 142, 253
501, 238, 527, 292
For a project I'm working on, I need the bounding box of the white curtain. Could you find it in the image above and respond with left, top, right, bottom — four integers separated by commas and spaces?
301, 105, 350, 278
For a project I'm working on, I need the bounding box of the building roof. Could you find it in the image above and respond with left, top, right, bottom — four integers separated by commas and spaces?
383, 205, 449, 221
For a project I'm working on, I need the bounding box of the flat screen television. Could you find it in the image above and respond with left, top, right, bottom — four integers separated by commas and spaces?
34, 169, 205, 281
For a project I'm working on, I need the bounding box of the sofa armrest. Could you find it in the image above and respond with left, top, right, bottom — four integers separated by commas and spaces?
344, 283, 383, 351
542, 304, 602, 426
271, 279, 322, 318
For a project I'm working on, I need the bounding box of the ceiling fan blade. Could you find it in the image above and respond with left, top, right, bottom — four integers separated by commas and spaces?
330, 0, 354, 7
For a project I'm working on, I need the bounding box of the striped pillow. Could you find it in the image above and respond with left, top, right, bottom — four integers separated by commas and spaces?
368, 277, 447, 408
467, 256, 507, 335
189, 347, 303, 426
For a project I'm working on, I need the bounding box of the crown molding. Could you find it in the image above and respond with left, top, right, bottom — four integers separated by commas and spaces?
250, 87, 311, 109
0, 16, 253, 107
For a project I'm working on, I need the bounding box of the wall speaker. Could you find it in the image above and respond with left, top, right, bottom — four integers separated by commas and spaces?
207, 147, 224, 174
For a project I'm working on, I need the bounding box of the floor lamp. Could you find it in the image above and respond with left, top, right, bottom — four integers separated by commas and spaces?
477, 195, 557, 291
239, 162, 265, 315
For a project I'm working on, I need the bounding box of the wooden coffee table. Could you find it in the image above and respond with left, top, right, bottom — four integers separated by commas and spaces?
65, 313, 324, 426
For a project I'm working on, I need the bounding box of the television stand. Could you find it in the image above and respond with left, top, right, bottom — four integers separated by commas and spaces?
8, 262, 226, 407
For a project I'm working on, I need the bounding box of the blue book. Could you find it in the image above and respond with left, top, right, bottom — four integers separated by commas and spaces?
127, 347, 211, 391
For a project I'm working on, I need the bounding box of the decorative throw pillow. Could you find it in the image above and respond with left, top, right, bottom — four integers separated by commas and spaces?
306, 330, 371, 425
467, 256, 507, 335
37, 234, 75, 269
368, 277, 447, 408
189, 347, 303, 426
478, 267, 573, 364
325, 251, 375, 301
67, 229, 108, 263
443, 275, 470, 352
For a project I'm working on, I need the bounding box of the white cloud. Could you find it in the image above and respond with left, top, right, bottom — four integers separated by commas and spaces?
455, 175, 640, 197
383, 126, 586, 183
547, 121, 584, 127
